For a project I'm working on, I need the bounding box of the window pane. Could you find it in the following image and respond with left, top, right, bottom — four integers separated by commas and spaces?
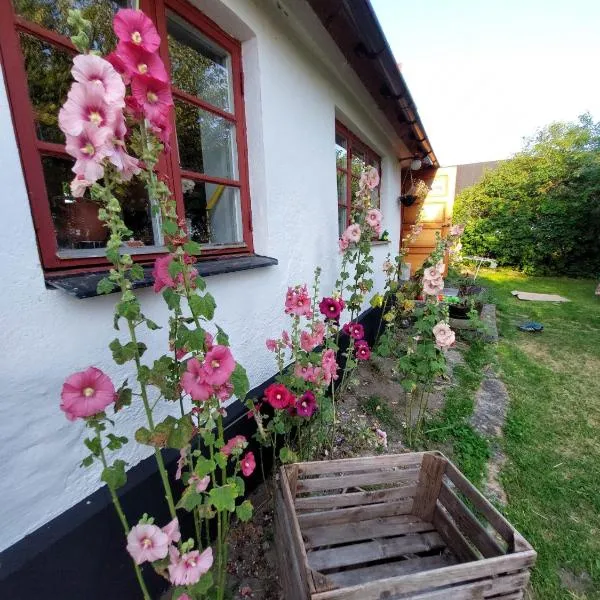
43, 155, 158, 254
19, 33, 72, 143
338, 205, 347, 237
175, 99, 238, 179
351, 148, 366, 178
335, 133, 347, 169
167, 11, 233, 112
182, 180, 242, 245
12, 0, 129, 54
337, 170, 347, 205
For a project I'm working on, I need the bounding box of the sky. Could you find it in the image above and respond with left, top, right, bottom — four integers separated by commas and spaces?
370, 0, 600, 166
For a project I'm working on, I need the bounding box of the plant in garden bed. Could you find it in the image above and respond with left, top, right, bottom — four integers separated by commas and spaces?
58, 10, 254, 600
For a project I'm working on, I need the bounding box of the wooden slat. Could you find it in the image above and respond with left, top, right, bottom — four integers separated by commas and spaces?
433, 503, 480, 562
413, 453, 447, 521
444, 461, 518, 547
308, 532, 445, 571
295, 487, 418, 511
392, 581, 489, 600
487, 571, 530, 595
297, 468, 420, 493
304, 514, 434, 548
311, 551, 536, 600
487, 593, 522, 600
285, 464, 299, 497
325, 554, 457, 588
297, 453, 425, 476
297, 499, 414, 529
439, 483, 504, 558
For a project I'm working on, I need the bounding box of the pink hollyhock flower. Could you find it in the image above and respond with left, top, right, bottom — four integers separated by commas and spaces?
152, 254, 177, 292
126, 523, 169, 565
436, 260, 445, 275
355, 340, 371, 361
284, 284, 312, 318
59, 82, 119, 136
116, 42, 168, 81
294, 363, 320, 383
264, 383, 293, 409
382, 259, 394, 274
240, 451, 256, 477
162, 518, 181, 545
189, 474, 210, 493
360, 166, 380, 190
65, 123, 112, 182
131, 75, 173, 121
342, 321, 365, 340
204, 331, 214, 351
168, 546, 213, 586
375, 428, 388, 448
203, 345, 235, 386
177, 595, 191, 600
181, 358, 212, 401
319, 297, 344, 321
124, 94, 143, 118
148, 108, 172, 150
113, 9, 161, 53
432, 322, 456, 349
281, 330, 291, 347
312, 322, 326, 345
175, 446, 188, 480
266, 339, 277, 352
423, 278, 444, 296
71, 54, 125, 104
366, 209, 382, 229
338, 237, 349, 253
321, 349, 339, 384
300, 331, 315, 352
343, 223, 361, 244
60, 367, 116, 421
221, 435, 247, 456
106, 51, 131, 84
296, 391, 317, 418
70, 176, 91, 198
450, 224, 465, 236
423, 266, 441, 281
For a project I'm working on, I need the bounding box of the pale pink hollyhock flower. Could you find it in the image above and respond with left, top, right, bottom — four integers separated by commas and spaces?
373, 222, 382, 237
433, 322, 456, 349
168, 546, 213, 586
126, 523, 169, 565
366, 208, 382, 228
321, 349, 339, 384
423, 279, 444, 296
338, 237, 349, 253
113, 9, 161, 53
116, 42, 168, 81
284, 284, 312, 318
162, 518, 181, 545
423, 266, 441, 281
65, 123, 112, 183
241, 451, 256, 477
294, 363, 318, 383
131, 75, 173, 121
175, 446, 188, 480
181, 358, 212, 402
450, 224, 465, 236
266, 339, 277, 352
411, 224, 423, 236
70, 176, 92, 198
203, 345, 235, 386
189, 474, 210, 493
71, 54, 125, 104
375, 428, 388, 448
176, 595, 191, 600
109, 141, 141, 181
60, 366, 116, 421
360, 166, 380, 190
221, 435, 247, 456
383, 259, 394, 273
59, 82, 118, 136
343, 223, 361, 244
436, 260, 445, 275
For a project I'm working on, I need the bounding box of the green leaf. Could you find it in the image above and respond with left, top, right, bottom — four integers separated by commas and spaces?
97, 277, 115, 295
194, 276, 206, 291
81, 455, 94, 468
230, 363, 249, 400
183, 240, 202, 255
145, 318, 161, 331
214, 452, 227, 470
114, 386, 132, 412
189, 572, 213, 596
129, 263, 145, 281
209, 484, 237, 512
106, 433, 128, 451
162, 220, 178, 235
215, 325, 229, 346
168, 258, 183, 280
162, 287, 181, 310
230, 475, 245, 497
101, 459, 127, 490
165, 415, 195, 449
176, 486, 204, 511
188, 293, 216, 320
116, 299, 141, 321
84, 436, 102, 456
194, 456, 216, 478
235, 500, 253, 522
279, 447, 298, 464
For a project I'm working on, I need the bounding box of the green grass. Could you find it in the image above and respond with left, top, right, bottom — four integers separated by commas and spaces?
479, 269, 600, 600
361, 395, 402, 431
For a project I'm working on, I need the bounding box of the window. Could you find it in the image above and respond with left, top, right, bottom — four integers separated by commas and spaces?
1, 0, 252, 271
335, 121, 381, 236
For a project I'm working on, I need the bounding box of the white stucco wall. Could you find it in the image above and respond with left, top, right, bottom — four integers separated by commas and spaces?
0, 0, 408, 552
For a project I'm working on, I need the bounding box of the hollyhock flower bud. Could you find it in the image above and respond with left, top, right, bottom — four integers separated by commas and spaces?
432, 322, 456, 349
202, 345, 235, 386
240, 451, 256, 477
126, 523, 169, 565
113, 9, 161, 53
70, 176, 92, 198
355, 340, 371, 361
264, 383, 294, 409
175, 446, 188, 480
60, 367, 116, 421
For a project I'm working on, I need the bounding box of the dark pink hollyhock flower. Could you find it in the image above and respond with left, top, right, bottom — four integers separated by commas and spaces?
214, 381, 233, 402
204, 331, 214, 352
266, 338, 277, 352
60, 367, 116, 421
131, 74, 173, 121
342, 321, 365, 340
296, 391, 317, 418
148, 108, 172, 150
116, 42, 168, 81
113, 9, 161, 53
319, 297, 344, 321
264, 383, 294, 409
221, 435, 247, 456
106, 51, 131, 84
240, 451, 256, 477
152, 254, 176, 292
181, 358, 212, 401
202, 345, 235, 386
124, 94, 143, 118
355, 340, 371, 361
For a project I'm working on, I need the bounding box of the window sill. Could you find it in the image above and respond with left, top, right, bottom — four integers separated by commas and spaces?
45, 254, 278, 299
372, 239, 391, 246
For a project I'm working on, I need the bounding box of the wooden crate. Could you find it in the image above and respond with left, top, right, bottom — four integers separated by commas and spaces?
275, 452, 535, 600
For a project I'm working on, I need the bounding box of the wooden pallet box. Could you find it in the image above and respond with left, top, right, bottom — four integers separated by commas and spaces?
275, 452, 535, 600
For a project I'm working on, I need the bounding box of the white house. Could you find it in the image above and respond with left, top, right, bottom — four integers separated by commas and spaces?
0, 0, 436, 597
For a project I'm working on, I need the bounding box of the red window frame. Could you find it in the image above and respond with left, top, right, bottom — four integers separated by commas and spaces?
335, 120, 381, 235
0, 0, 253, 273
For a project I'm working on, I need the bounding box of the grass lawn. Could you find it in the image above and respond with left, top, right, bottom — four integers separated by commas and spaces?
479, 269, 600, 599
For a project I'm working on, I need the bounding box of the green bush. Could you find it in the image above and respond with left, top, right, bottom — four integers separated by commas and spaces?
454, 113, 600, 276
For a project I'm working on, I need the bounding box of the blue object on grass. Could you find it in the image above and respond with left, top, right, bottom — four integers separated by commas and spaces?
518, 321, 544, 332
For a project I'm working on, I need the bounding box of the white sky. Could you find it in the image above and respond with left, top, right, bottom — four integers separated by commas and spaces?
370, 0, 600, 166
